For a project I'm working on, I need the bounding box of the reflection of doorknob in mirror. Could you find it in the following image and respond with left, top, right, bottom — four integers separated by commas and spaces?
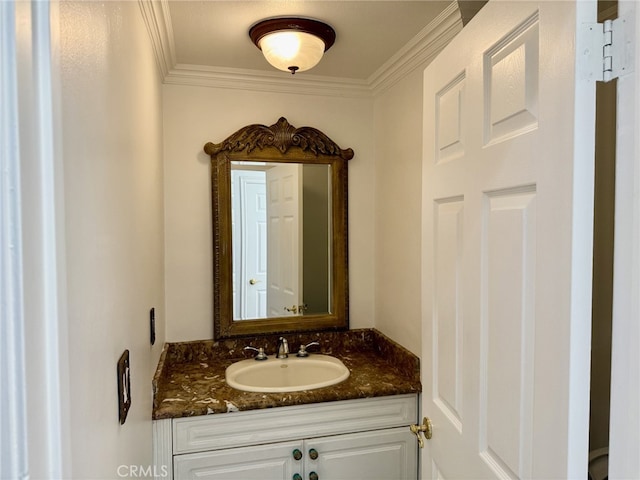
284, 305, 298, 314
410, 417, 433, 448
249, 278, 261, 285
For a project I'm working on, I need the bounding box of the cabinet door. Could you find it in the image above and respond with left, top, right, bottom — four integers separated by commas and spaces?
174, 440, 304, 480
306, 427, 417, 480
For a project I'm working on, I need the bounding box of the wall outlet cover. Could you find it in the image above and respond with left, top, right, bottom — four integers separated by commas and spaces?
117, 349, 131, 425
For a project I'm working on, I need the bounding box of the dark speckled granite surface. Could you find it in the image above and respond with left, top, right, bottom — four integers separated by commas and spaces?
152, 329, 421, 420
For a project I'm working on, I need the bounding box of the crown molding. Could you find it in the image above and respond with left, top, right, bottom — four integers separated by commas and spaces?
164, 64, 372, 98
141, 0, 462, 98
138, 0, 176, 81
368, 2, 462, 96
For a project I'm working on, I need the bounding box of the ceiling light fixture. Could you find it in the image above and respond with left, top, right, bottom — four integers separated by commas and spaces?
249, 17, 336, 75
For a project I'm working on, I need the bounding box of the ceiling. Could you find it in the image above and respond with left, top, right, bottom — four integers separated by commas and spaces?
165, 1, 454, 81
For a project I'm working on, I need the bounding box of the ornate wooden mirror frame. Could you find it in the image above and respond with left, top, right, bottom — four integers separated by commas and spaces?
204, 117, 354, 339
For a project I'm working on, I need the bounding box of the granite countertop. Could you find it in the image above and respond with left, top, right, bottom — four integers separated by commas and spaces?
152, 328, 421, 420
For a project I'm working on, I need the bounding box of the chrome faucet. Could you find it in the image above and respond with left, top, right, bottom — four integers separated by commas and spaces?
276, 337, 289, 358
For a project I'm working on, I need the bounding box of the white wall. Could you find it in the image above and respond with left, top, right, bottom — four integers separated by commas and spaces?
372, 70, 426, 356
163, 85, 374, 341
57, 2, 165, 477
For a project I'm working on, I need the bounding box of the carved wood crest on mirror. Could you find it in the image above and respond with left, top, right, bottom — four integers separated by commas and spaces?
204, 117, 354, 339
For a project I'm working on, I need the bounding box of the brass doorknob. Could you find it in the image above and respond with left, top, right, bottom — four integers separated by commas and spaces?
410, 417, 433, 448
284, 305, 298, 314
308, 448, 319, 460
249, 278, 260, 285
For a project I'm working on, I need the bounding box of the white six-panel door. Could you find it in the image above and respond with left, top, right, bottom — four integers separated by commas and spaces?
232, 169, 267, 319
421, 1, 597, 478
266, 163, 302, 316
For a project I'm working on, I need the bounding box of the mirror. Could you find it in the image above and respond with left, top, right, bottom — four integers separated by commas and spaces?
231, 162, 332, 320
204, 118, 353, 339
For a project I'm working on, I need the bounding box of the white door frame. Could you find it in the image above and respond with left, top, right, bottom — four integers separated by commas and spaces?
1, 1, 70, 478
1, 1, 30, 475
609, 1, 640, 477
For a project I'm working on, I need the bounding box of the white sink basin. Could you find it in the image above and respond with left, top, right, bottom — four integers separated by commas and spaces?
225, 354, 350, 393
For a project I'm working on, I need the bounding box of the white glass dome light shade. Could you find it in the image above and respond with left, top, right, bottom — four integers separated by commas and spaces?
259, 31, 325, 73
249, 18, 336, 75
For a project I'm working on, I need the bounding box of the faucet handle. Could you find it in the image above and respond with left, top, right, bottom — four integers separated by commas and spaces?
296, 341, 320, 357
244, 346, 268, 360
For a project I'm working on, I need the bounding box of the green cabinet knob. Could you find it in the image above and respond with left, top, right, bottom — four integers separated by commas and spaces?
308, 448, 319, 460
293, 474, 302, 480
292, 449, 302, 461
309, 472, 319, 480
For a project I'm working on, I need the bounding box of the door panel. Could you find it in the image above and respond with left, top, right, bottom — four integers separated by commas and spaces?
481, 188, 536, 477
422, 1, 597, 478
432, 197, 464, 432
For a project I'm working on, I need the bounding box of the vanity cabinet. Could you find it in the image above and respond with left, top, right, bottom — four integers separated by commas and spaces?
153, 394, 418, 480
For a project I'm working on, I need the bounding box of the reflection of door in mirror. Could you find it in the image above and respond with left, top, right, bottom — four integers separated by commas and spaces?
231, 169, 267, 319
231, 161, 332, 321
266, 164, 302, 317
